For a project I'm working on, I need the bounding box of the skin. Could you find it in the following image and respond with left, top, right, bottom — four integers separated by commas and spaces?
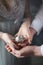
0, 0, 42, 58
0, 19, 41, 58
0, 0, 31, 46
0, 0, 31, 47
5, 44, 42, 58
0, 17, 42, 58
0, 18, 31, 48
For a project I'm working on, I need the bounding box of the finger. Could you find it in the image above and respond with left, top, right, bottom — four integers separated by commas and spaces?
6, 43, 17, 51
14, 34, 18, 37
5, 45, 12, 52
5, 45, 24, 58
5, 44, 13, 52
10, 42, 19, 49
5, 44, 10, 49
8, 48, 12, 52
5, 44, 9, 48
28, 39, 32, 44
10, 51, 24, 58
18, 43, 26, 47
14, 54, 24, 58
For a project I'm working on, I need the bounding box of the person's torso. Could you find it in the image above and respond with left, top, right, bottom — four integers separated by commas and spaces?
0, 0, 25, 21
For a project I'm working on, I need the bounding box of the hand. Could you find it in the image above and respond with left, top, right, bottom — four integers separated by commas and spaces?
5, 45, 33, 58
5, 44, 42, 58
16, 18, 31, 47
1, 33, 19, 49
16, 18, 36, 47
17, 18, 30, 41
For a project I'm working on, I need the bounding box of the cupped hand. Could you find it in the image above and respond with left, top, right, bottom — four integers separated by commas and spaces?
5, 44, 41, 58
15, 18, 36, 48
15, 18, 32, 48
1, 33, 19, 49
5, 44, 34, 58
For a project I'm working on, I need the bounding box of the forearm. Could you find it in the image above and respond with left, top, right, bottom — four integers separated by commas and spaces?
22, 17, 31, 27
19, 46, 42, 57
31, 46, 42, 56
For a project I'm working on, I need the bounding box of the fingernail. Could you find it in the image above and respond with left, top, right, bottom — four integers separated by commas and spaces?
10, 49, 12, 52
9, 49, 12, 52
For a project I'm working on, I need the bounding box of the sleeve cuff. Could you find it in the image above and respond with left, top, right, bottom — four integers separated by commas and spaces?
31, 20, 43, 35
40, 45, 43, 56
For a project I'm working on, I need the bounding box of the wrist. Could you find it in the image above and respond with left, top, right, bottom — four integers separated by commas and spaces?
29, 27, 36, 39
22, 17, 31, 27
33, 46, 42, 56
40, 45, 43, 56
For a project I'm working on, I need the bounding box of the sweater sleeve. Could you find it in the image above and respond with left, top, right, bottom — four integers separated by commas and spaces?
31, 3, 43, 35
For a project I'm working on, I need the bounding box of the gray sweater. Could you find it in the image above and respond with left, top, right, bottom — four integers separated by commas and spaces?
0, 0, 25, 21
